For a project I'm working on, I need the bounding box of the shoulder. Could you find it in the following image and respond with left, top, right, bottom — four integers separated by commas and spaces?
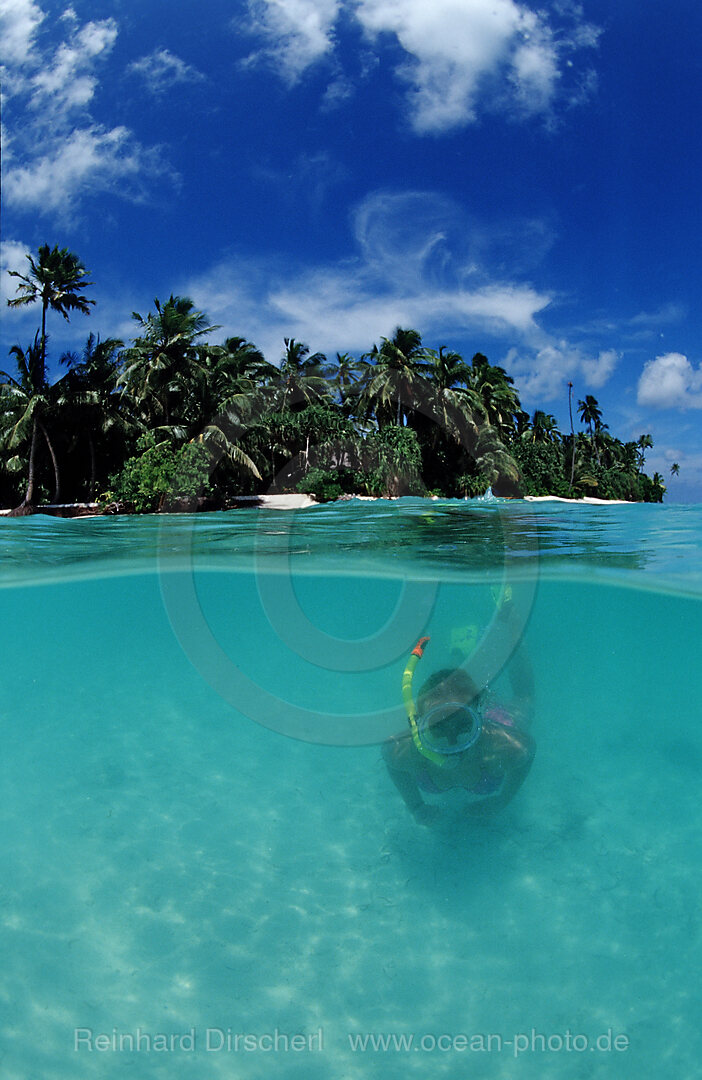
483, 720, 535, 762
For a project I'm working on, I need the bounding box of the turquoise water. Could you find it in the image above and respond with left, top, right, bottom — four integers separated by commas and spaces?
2, 499, 702, 1078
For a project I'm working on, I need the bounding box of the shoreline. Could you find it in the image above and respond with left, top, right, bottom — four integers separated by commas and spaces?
0, 494, 317, 517
0, 492, 635, 517
523, 494, 632, 505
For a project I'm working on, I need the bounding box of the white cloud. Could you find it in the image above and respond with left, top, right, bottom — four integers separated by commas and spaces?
267, 276, 548, 348
0, 0, 44, 66
354, 189, 462, 284
245, 0, 341, 81
3, 126, 167, 214
627, 303, 686, 329
247, 0, 599, 131
1, 3, 173, 217
0, 238, 30, 277
128, 48, 205, 94
182, 259, 551, 365
356, 0, 526, 130
179, 189, 553, 363
31, 18, 117, 111
580, 347, 618, 388
509, 16, 560, 115
321, 71, 355, 111
0, 238, 31, 308
637, 352, 702, 411
506, 342, 620, 401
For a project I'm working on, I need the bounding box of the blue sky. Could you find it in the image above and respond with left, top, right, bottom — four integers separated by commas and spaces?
1, 0, 701, 500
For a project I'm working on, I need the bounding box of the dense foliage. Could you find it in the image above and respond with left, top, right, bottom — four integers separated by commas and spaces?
1, 246, 666, 513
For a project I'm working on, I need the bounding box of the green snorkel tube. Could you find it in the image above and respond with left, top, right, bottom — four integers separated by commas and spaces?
402, 636, 450, 768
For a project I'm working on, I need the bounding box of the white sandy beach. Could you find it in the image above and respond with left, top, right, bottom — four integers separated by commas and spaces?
230, 494, 317, 509
523, 494, 632, 505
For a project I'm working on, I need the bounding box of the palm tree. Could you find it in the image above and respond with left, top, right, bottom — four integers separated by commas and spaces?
120, 295, 219, 430
652, 472, 666, 497
577, 395, 602, 432
0, 336, 63, 507
468, 353, 522, 442
572, 459, 599, 494
670, 462, 680, 477
7, 244, 95, 388
422, 345, 483, 450
278, 338, 330, 411
593, 427, 618, 469
183, 340, 273, 482
220, 337, 278, 387
59, 334, 128, 499
615, 441, 640, 475
529, 409, 561, 443
637, 433, 653, 469
471, 423, 520, 490
5, 244, 94, 512
428, 346, 473, 391
362, 327, 431, 428
325, 352, 369, 405
185, 337, 278, 426
567, 381, 576, 492
578, 395, 604, 465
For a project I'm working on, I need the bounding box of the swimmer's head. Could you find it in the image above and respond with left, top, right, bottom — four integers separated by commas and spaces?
417, 668, 480, 714
416, 669, 483, 755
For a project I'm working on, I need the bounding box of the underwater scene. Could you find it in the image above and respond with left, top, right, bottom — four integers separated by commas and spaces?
2, 499, 702, 1080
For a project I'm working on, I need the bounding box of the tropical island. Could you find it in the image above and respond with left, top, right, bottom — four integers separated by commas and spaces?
2, 245, 667, 515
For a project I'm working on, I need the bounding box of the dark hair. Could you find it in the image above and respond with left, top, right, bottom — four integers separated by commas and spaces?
416, 668, 480, 718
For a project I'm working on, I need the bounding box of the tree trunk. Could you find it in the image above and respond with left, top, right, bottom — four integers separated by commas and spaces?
9, 417, 39, 515
40, 301, 48, 387
568, 383, 576, 492
88, 432, 97, 501
38, 418, 60, 503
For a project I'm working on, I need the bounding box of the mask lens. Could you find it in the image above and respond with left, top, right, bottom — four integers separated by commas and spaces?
419, 702, 481, 754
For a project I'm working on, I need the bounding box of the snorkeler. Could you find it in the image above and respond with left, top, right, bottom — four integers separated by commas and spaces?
383, 599, 535, 824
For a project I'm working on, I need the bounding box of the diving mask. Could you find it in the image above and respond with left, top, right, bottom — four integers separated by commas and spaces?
416, 701, 482, 756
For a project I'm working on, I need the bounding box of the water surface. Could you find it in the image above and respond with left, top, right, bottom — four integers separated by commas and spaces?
2, 499, 701, 1079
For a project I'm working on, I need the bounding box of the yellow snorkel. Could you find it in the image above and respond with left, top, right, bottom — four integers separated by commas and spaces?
402, 636, 450, 768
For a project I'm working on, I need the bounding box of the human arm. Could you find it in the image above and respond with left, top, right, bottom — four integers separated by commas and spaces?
382, 738, 438, 825
498, 595, 535, 725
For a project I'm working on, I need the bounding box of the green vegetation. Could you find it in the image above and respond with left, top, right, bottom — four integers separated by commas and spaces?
98, 433, 212, 514
2, 245, 666, 512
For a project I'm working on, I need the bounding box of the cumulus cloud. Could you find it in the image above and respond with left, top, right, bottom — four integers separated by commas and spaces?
506, 342, 620, 401
0, 238, 30, 275
244, 0, 341, 81
0, 0, 44, 66
580, 348, 619, 388
637, 353, 702, 410
128, 48, 205, 94
246, 0, 599, 131
0, 239, 32, 307
509, 14, 560, 115
31, 17, 118, 112
1, 2, 172, 217
3, 127, 167, 214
